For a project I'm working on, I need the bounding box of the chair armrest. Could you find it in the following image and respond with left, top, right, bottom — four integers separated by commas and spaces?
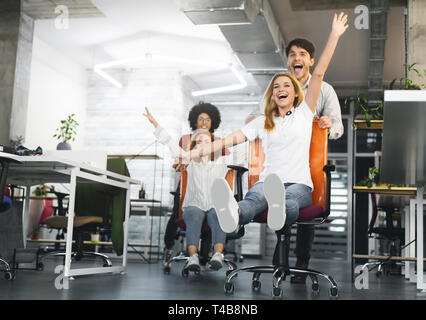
227, 165, 248, 202
322, 164, 335, 218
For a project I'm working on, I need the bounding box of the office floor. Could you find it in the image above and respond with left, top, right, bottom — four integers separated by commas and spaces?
1, 253, 426, 300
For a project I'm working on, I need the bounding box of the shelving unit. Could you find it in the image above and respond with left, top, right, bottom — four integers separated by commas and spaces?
350, 119, 419, 279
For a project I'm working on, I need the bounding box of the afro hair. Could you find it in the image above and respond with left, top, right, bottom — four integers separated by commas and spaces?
188, 102, 221, 133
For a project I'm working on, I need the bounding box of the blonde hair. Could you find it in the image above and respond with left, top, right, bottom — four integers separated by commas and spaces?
262, 72, 304, 132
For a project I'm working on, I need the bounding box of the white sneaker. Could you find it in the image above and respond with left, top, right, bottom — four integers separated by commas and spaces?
185, 254, 200, 273
211, 178, 239, 233
263, 173, 286, 231
207, 252, 224, 271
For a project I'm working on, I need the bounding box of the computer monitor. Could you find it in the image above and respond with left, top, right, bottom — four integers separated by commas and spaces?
380, 90, 426, 187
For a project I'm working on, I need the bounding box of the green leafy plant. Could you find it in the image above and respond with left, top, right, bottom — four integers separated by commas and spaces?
33, 185, 55, 197
53, 114, 79, 143
356, 167, 405, 189
345, 63, 425, 127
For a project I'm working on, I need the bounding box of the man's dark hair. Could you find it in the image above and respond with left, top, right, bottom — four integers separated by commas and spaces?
188, 102, 221, 133
285, 38, 315, 59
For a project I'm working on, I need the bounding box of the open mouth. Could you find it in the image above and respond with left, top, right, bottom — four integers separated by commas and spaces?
293, 64, 303, 72
278, 94, 288, 100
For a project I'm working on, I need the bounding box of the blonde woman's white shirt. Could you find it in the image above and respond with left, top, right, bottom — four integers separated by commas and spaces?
241, 100, 315, 189
153, 126, 240, 211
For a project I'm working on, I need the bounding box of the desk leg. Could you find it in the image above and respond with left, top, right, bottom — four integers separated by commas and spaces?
121, 183, 131, 270
409, 199, 416, 283
417, 186, 425, 291
22, 185, 31, 249
64, 168, 78, 279
143, 206, 151, 259
404, 205, 409, 279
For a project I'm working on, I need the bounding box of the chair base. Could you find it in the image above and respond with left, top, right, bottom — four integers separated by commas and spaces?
0, 258, 15, 280
224, 264, 338, 299
36, 250, 113, 271
163, 251, 237, 278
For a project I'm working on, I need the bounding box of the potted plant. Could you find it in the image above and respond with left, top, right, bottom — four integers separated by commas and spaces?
53, 113, 79, 150
346, 63, 425, 127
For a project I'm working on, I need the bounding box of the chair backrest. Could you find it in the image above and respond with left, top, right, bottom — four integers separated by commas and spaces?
248, 119, 328, 211
179, 168, 235, 219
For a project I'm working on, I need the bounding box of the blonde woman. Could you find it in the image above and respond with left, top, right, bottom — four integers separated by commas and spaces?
178, 12, 348, 234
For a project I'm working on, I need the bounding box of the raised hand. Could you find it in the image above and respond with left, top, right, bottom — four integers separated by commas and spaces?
143, 106, 159, 128
332, 12, 349, 37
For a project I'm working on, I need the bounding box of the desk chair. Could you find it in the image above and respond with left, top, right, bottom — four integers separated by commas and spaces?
0, 155, 22, 280
36, 188, 113, 270
362, 194, 407, 277
223, 120, 338, 298
163, 168, 242, 277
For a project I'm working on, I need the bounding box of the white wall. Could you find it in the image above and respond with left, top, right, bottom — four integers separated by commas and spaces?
25, 35, 87, 150
85, 67, 196, 203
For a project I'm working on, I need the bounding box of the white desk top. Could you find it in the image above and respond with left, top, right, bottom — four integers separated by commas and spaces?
0, 152, 140, 186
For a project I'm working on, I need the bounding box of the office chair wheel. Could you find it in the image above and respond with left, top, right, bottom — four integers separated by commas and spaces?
329, 287, 338, 298
311, 283, 320, 294
272, 287, 283, 299
224, 282, 234, 295
163, 266, 171, 275
252, 280, 261, 292
376, 271, 382, 278
4, 271, 15, 281
182, 268, 189, 278
36, 262, 44, 271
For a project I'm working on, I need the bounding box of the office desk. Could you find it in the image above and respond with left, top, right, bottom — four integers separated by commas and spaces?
353, 185, 425, 291
0, 152, 140, 279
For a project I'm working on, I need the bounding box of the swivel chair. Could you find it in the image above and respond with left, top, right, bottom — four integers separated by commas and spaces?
0, 155, 22, 280
223, 120, 338, 298
361, 193, 407, 277
163, 168, 243, 277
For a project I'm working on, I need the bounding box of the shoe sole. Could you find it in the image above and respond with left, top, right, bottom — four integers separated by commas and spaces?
185, 264, 201, 273
208, 260, 223, 271
211, 178, 239, 233
263, 173, 286, 230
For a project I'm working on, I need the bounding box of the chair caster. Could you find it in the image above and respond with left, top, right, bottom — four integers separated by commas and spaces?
252, 280, 261, 292
312, 282, 320, 294
376, 271, 382, 278
4, 271, 15, 281
182, 268, 189, 278
103, 263, 112, 268
272, 287, 283, 299
329, 287, 338, 299
36, 262, 44, 271
224, 282, 234, 295
163, 266, 171, 275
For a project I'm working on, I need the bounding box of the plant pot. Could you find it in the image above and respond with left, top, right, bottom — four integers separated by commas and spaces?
57, 142, 71, 150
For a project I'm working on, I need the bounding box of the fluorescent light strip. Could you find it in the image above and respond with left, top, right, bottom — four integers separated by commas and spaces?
191, 66, 247, 96
93, 55, 247, 95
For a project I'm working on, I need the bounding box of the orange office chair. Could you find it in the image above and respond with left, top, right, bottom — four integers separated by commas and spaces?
223, 120, 338, 298
163, 168, 241, 277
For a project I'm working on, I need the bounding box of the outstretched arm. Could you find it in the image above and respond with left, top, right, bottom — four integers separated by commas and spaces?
143, 107, 184, 157
305, 12, 348, 113
181, 129, 247, 163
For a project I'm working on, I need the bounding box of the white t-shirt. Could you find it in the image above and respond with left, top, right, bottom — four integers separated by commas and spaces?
241, 100, 315, 189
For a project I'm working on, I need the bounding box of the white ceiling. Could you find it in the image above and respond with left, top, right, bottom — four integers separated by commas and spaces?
33, 0, 260, 97
32, 0, 407, 100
